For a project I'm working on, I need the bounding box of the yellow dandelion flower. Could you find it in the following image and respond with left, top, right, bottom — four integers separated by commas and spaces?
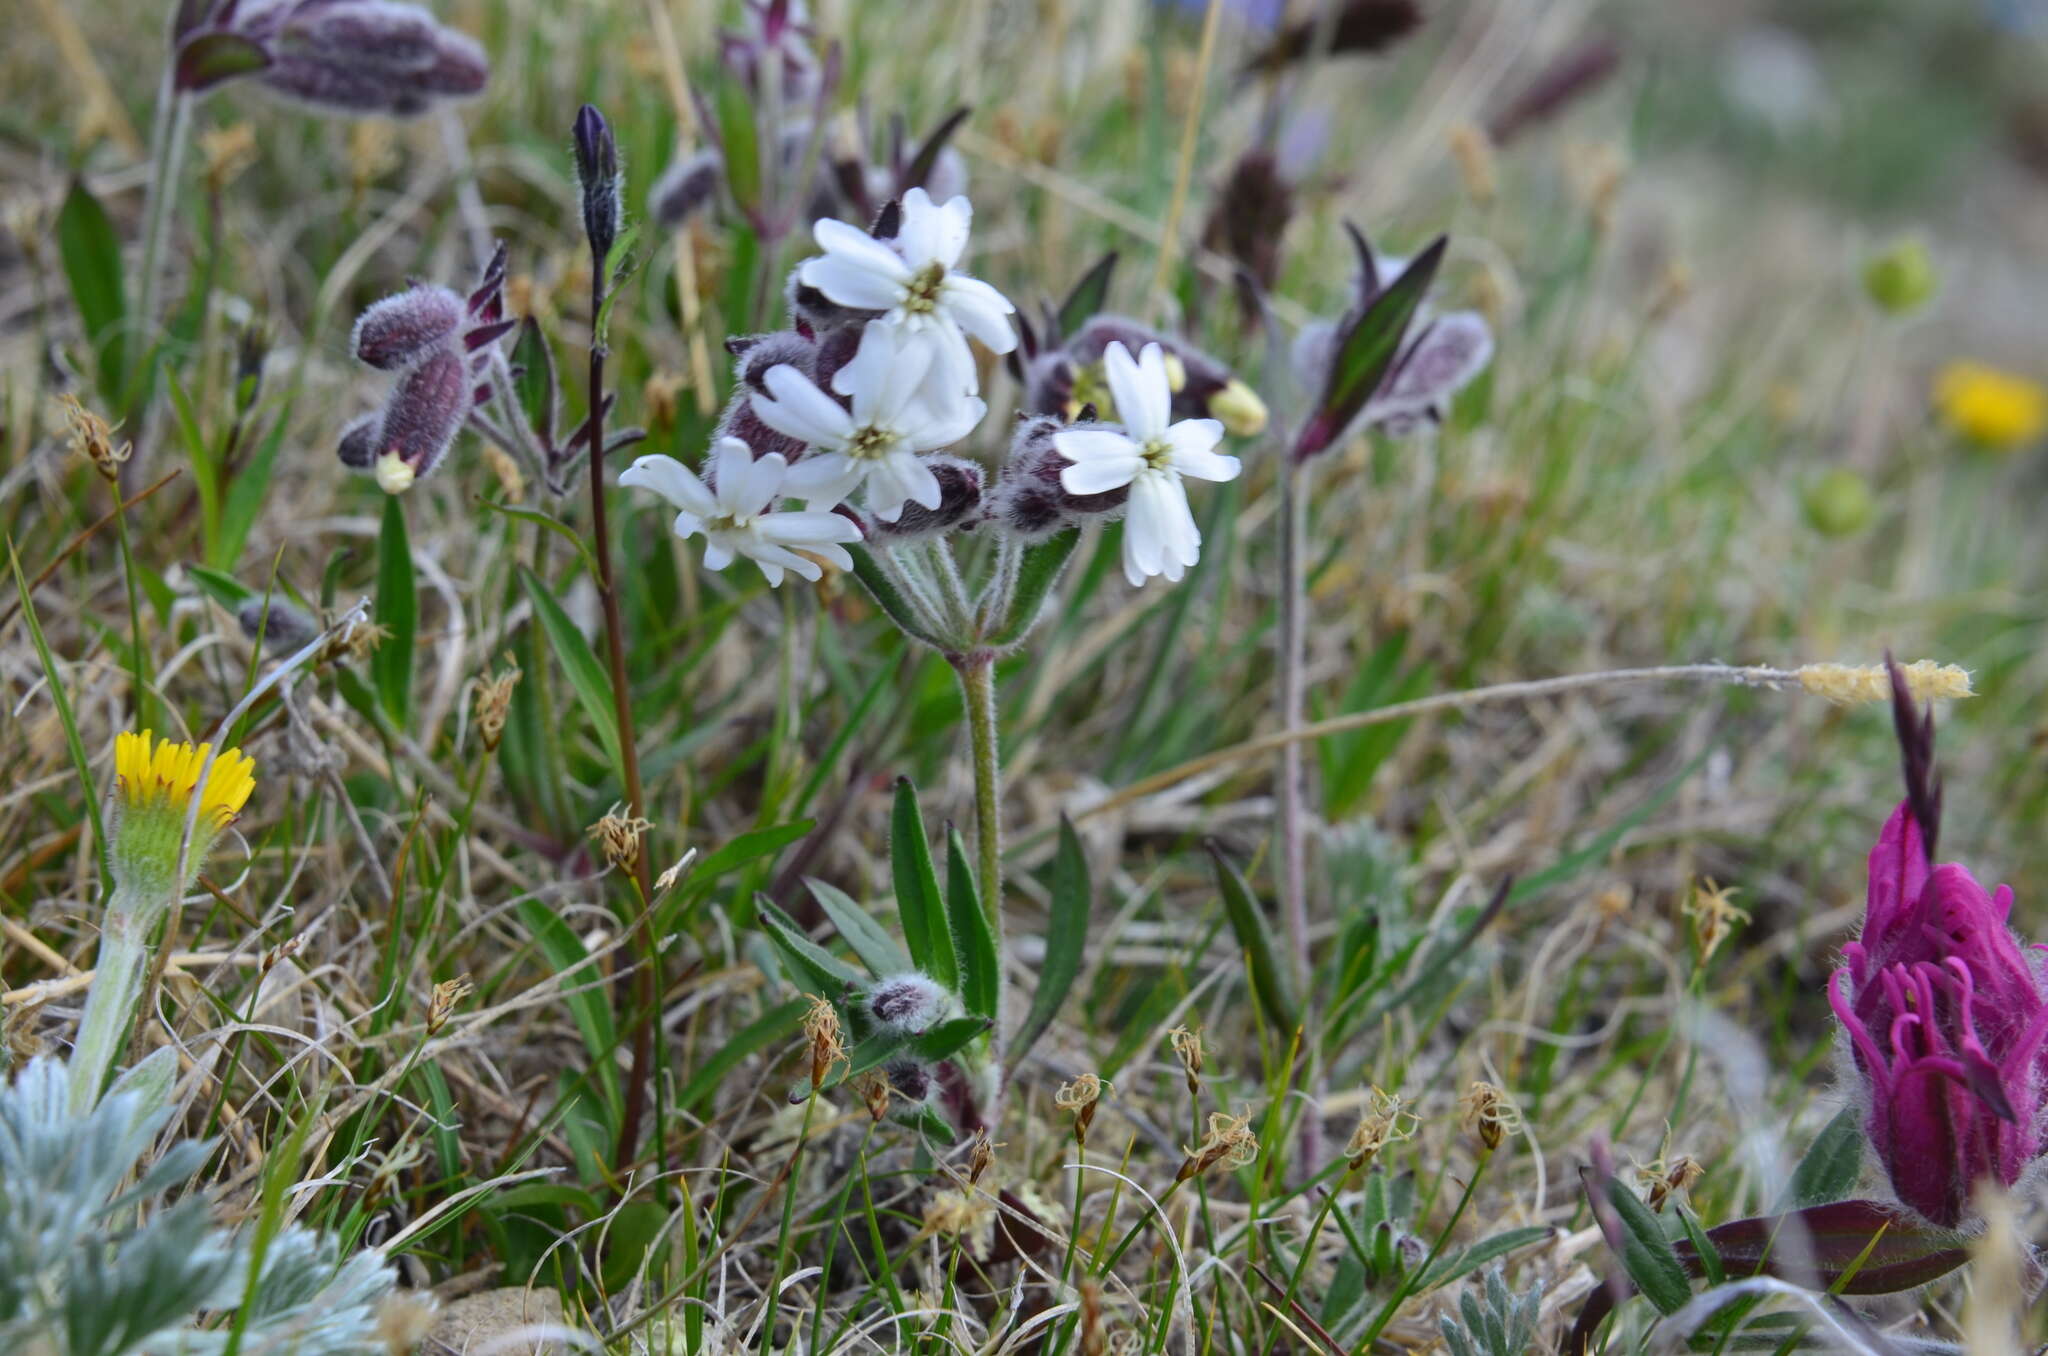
110, 729, 257, 897
1934, 361, 2048, 452
114, 729, 256, 826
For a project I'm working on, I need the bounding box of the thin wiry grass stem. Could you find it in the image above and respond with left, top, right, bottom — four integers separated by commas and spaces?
1149, 0, 1227, 302
1086, 663, 1812, 822
584, 238, 660, 1170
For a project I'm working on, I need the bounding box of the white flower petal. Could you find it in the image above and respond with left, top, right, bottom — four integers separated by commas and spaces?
869, 327, 939, 422
862, 456, 918, 521
1060, 452, 1143, 496
808, 541, 854, 571
1124, 471, 1199, 583
897, 188, 973, 269
701, 538, 735, 571
619, 454, 716, 518
783, 452, 863, 505
905, 392, 985, 451
757, 510, 862, 545
725, 448, 788, 515
940, 276, 1017, 353
750, 541, 823, 583
757, 559, 786, 586
1054, 427, 1139, 464
754, 366, 854, 448
1101, 342, 1163, 440
895, 453, 944, 510
671, 510, 705, 540
812, 217, 913, 283
1165, 421, 1239, 481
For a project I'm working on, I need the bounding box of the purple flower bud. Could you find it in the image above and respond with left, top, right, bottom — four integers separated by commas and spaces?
872, 456, 984, 540
650, 148, 725, 229
351, 285, 464, 370
337, 411, 380, 469
237, 596, 321, 653
729, 329, 819, 395
1829, 803, 2048, 1227
989, 414, 1127, 541
572, 104, 622, 262
720, 0, 822, 103
1199, 147, 1296, 298
256, 0, 489, 117
373, 346, 470, 493
884, 1059, 933, 1104
866, 972, 953, 1035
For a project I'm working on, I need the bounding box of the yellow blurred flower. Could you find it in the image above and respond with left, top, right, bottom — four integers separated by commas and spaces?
111, 729, 256, 895
1934, 361, 2047, 451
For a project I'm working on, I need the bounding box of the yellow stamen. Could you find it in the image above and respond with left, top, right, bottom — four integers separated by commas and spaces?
114, 729, 257, 827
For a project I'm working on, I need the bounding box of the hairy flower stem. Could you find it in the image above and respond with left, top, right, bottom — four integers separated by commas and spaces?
585, 239, 659, 1171
68, 884, 156, 1113
1275, 462, 1312, 997
131, 75, 191, 403
954, 654, 1003, 932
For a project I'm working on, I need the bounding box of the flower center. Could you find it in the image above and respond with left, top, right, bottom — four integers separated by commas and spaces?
849, 424, 900, 461
706, 510, 757, 533
902, 262, 946, 315
1139, 437, 1174, 472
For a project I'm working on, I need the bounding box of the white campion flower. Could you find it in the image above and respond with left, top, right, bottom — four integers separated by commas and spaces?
619, 436, 861, 586
1053, 341, 1241, 587
750, 322, 986, 520
797, 187, 1017, 398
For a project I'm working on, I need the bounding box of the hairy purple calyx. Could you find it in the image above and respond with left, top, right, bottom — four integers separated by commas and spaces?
1829, 803, 2048, 1227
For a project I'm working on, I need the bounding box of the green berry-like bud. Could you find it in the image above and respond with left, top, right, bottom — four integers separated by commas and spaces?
1862, 237, 1937, 316
1803, 468, 1875, 538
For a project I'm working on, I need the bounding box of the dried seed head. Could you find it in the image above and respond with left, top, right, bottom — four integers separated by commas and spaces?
352, 285, 465, 371
643, 370, 687, 429
1796, 660, 1973, 707
1178, 1108, 1259, 1181
1683, 879, 1749, 962
919, 1187, 995, 1257
802, 993, 847, 1091
866, 972, 953, 1035
426, 974, 473, 1034
857, 1070, 890, 1119
1459, 1082, 1520, 1152
1447, 121, 1497, 205
1167, 1025, 1205, 1097
481, 443, 526, 502
1345, 1086, 1418, 1172
374, 1293, 440, 1354
587, 803, 652, 873
471, 657, 521, 752
57, 393, 130, 480
199, 122, 258, 194
1055, 1072, 1107, 1146
968, 1130, 997, 1185
1642, 1154, 1705, 1212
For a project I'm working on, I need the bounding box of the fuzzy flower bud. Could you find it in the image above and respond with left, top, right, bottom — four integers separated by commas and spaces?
337, 412, 379, 470
371, 347, 471, 493
1829, 803, 2048, 1227
884, 1058, 933, 1104
989, 415, 1127, 542
351, 285, 464, 370
650, 148, 724, 228
237, 597, 322, 654
871, 456, 983, 540
252, 1, 489, 117
866, 972, 954, 1035
572, 104, 622, 263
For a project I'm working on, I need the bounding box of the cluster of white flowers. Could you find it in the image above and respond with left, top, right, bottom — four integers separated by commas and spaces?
622, 187, 1241, 590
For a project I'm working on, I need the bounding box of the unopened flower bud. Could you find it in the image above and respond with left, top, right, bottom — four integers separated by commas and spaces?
1209, 379, 1269, 437
374, 346, 471, 493
872, 456, 983, 540
237, 597, 321, 653
572, 103, 622, 263
990, 414, 1127, 541
338, 412, 379, 470
260, 2, 489, 116
866, 972, 954, 1035
651, 148, 724, 228
885, 1058, 933, 1104
1863, 236, 1937, 316
1802, 467, 1874, 538
352, 284, 464, 370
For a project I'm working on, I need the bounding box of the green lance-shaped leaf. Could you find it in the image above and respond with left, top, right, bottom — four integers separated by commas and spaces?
56, 178, 126, 403
891, 778, 955, 988
945, 826, 1000, 1021
518, 564, 625, 777
1206, 839, 1303, 1036
989, 528, 1080, 648
373, 496, 417, 728
1292, 230, 1445, 462
807, 878, 911, 979
756, 897, 862, 999
1012, 815, 1090, 1064
1056, 251, 1120, 340
1779, 1106, 1865, 1210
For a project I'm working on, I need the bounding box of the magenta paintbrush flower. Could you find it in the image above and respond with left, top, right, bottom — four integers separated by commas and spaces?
1828, 802, 2048, 1227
